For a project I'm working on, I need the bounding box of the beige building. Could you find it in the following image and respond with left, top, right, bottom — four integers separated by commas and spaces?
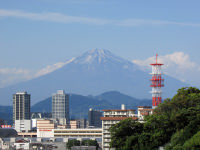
70, 120, 78, 129
54, 128, 102, 138
18, 132, 37, 138
37, 120, 55, 138
35, 119, 102, 139
101, 105, 138, 150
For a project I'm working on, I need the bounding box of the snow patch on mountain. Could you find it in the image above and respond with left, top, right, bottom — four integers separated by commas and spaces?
35, 57, 76, 77
73, 49, 129, 65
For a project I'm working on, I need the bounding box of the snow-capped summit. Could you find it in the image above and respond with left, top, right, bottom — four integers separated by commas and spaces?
69, 49, 138, 72
73, 49, 126, 64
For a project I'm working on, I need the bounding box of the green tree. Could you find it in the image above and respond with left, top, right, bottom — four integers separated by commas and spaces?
183, 131, 200, 150
109, 87, 200, 149
66, 139, 80, 150
109, 118, 142, 149
82, 139, 99, 150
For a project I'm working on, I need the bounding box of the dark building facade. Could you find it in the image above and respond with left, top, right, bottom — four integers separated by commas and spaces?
88, 108, 102, 128
13, 92, 30, 123
77, 119, 87, 128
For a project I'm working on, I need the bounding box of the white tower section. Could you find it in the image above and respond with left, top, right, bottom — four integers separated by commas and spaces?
150, 54, 164, 109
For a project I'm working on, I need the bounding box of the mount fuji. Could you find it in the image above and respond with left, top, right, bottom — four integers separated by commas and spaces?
0, 49, 188, 105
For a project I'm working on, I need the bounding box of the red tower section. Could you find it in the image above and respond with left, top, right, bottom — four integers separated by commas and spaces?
150, 54, 164, 108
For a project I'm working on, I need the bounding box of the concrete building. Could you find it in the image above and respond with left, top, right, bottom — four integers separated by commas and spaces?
36, 119, 102, 139
13, 92, 31, 132
15, 120, 31, 133
37, 120, 55, 138
54, 128, 102, 138
31, 113, 42, 129
18, 132, 37, 138
14, 139, 30, 150
0, 128, 18, 150
88, 108, 102, 128
70, 119, 87, 129
137, 106, 153, 121
19, 127, 102, 139
101, 104, 138, 150
52, 90, 69, 125
77, 119, 87, 128
70, 120, 79, 129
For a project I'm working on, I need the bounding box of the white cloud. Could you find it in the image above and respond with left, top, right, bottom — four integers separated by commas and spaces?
0, 68, 31, 75
0, 9, 110, 25
0, 68, 33, 87
0, 58, 75, 88
133, 52, 196, 70
0, 9, 200, 27
133, 52, 200, 86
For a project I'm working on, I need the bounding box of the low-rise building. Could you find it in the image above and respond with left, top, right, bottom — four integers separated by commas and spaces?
15, 120, 31, 132
70, 120, 79, 129
37, 120, 55, 138
18, 132, 37, 138
14, 139, 30, 150
77, 119, 87, 128
54, 128, 102, 138
137, 106, 153, 121
70, 119, 87, 129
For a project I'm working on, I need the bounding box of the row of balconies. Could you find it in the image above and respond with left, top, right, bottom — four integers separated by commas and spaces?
103, 126, 110, 130
103, 121, 120, 125
54, 133, 102, 135
104, 139, 111, 142
104, 143, 110, 147
54, 135, 102, 137
103, 136, 110, 139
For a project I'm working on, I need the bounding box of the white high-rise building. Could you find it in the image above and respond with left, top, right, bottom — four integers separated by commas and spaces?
52, 90, 69, 125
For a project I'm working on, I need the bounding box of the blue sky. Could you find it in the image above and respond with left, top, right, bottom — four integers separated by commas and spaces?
0, 0, 200, 87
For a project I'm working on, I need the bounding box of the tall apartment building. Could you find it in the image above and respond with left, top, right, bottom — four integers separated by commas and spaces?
13, 92, 31, 132
101, 104, 137, 150
52, 90, 69, 125
88, 108, 102, 128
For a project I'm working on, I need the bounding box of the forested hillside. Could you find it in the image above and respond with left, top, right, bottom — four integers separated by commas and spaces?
109, 87, 200, 150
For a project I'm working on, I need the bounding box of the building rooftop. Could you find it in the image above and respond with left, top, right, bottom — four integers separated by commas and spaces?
102, 109, 135, 112
0, 128, 18, 138
101, 117, 138, 121
15, 91, 27, 95
139, 109, 153, 111
57, 90, 65, 94
137, 106, 152, 108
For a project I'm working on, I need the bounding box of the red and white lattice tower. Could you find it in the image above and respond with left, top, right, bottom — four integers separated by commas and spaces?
150, 54, 164, 109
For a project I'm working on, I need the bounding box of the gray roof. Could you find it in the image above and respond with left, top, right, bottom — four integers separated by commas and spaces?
0, 128, 18, 138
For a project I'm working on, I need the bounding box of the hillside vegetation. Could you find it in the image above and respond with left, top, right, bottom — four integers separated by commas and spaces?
109, 87, 200, 150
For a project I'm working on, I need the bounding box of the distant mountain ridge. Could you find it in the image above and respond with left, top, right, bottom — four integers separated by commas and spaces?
0, 91, 152, 123
0, 49, 188, 105
31, 90, 152, 119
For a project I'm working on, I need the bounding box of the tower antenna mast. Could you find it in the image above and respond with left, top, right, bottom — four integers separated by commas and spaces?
150, 54, 164, 109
